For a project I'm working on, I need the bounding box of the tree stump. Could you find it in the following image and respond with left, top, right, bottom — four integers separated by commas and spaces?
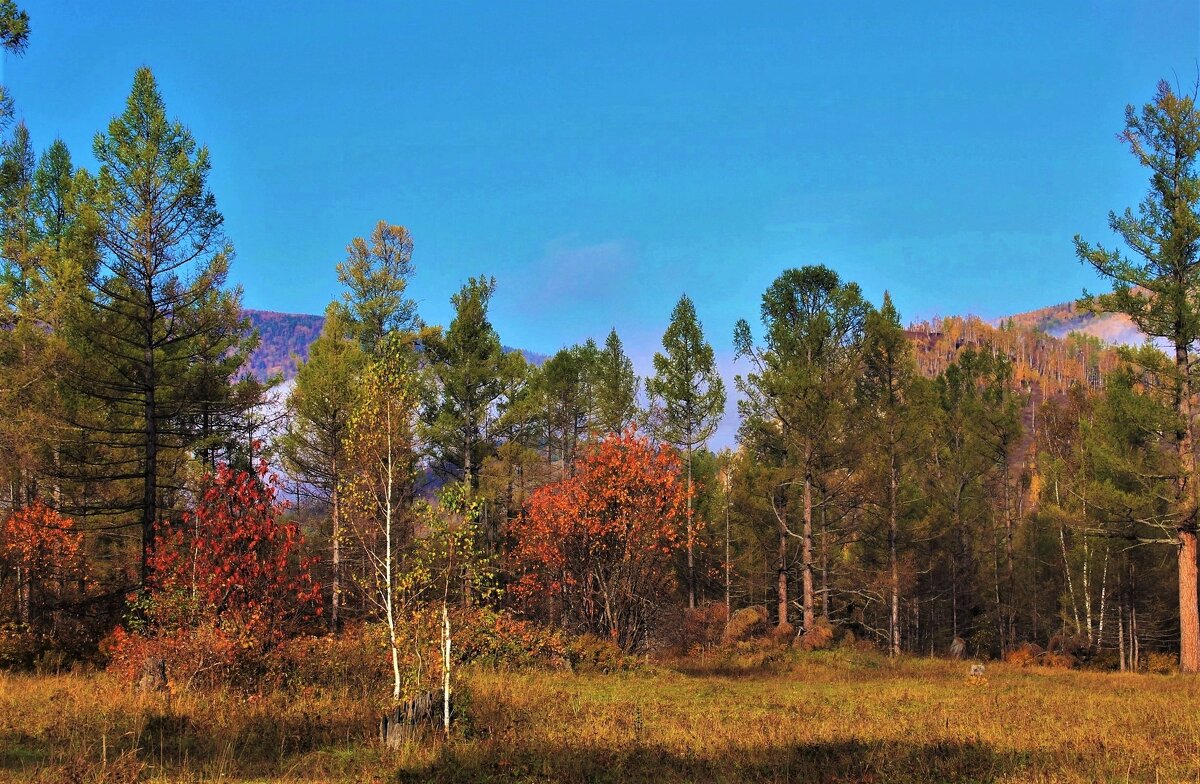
379, 689, 454, 748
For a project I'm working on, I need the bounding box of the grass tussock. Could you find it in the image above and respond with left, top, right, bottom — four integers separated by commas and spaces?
0, 650, 1197, 782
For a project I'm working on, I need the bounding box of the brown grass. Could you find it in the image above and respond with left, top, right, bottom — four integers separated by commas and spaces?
0, 650, 1197, 782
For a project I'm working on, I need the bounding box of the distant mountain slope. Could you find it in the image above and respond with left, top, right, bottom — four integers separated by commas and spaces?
1005, 301, 1144, 346
242, 309, 549, 382
244, 309, 326, 381
906, 313, 1121, 395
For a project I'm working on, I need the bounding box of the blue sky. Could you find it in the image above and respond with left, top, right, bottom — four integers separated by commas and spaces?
9, 1, 1200, 444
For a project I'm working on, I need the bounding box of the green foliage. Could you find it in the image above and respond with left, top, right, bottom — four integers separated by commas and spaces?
1077, 80, 1200, 349
279, 306, 365, 501
535, 340, 600, 468
647, 294, 725, 450
734, 265, 869, 459
331, 220, 420, 355
593, 328, 639, 435
65, 67, 262, 576
422, 276, 520, 488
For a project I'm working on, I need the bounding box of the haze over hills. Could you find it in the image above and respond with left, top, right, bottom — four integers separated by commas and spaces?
1004, 301, 1145, 346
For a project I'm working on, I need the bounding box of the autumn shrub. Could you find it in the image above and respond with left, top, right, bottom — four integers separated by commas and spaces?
102, 623, 244, 689
1143, 651, 1177, 674
564, 633, 632, 673
447, 607, 569, 669
510, 428, 687, 652
770, 620, 796, 646
722, 605, 768, 644
1046, 632, 1089, 657
676, 602, 729, 654
279, 623, 391, 693
1040, 651, 1077, 669
277, 610, 581, 700
105, 461, 320, 690
1003, 642, 1044, 668
798, 616, 835, 651
0, 501, 90, 664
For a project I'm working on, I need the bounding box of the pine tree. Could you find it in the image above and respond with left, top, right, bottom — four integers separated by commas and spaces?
0, 1, 29, 126
859, 293, 926, 654
422, 276, 517, 490
929, 348, 1020, 647
331, 220, 419, 355
734, 266, 869, 631
647, 294, 725, 609
1076, 80, 1200, 671
537, 341, 600, 473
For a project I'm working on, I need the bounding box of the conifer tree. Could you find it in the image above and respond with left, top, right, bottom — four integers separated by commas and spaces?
647, 294, 725, 609
859, 292, 926, 655
1076, 79, 1200, 671
538, 340, 601, 473
279, 306, 365, 630
331, 220, 419, 355
422, 276, 516, 490
735, 266, 869, 631
71, 68, 258, 582
593, 328, 639, 435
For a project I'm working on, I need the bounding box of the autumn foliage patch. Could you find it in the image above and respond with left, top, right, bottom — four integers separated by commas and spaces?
105, 461, 320, 687
510, 428, 687, 651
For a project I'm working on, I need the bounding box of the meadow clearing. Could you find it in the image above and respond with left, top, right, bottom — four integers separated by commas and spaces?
1, 650, 1196, 784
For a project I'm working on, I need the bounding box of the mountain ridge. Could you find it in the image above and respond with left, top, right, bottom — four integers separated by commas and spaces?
242, 309, 550, 381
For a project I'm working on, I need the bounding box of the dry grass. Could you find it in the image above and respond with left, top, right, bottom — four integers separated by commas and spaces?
1, 649, 1197, 782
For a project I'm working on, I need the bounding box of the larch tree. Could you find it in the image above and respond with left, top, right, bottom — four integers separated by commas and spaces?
1076, 79, 1200, 672
331, 220, 419, 355
646, 294, 725, 609
72, 68, 258, 582
593, 328, 639, 435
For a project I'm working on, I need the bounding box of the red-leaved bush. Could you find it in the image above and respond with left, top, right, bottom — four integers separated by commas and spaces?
105, 460, 320, 688
509, 427, 687, 651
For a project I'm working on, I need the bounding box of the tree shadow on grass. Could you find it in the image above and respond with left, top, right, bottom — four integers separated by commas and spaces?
0, 706, 379, 780
397, 737, 1032, 784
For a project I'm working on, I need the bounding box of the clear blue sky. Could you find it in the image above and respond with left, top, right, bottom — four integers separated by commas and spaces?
9, 1, 1200, 442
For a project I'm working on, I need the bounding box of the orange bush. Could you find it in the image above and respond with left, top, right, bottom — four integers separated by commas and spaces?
510, 427, 687, 651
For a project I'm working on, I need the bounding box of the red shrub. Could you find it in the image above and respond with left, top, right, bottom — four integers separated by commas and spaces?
107, 460, 320, 688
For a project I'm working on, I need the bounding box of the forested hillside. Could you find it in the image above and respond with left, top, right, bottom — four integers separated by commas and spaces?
244, 309, 548, 382
243, 309, 325, 381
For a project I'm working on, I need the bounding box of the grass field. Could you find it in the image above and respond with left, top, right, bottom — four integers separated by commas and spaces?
2, 650, 1198, 783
